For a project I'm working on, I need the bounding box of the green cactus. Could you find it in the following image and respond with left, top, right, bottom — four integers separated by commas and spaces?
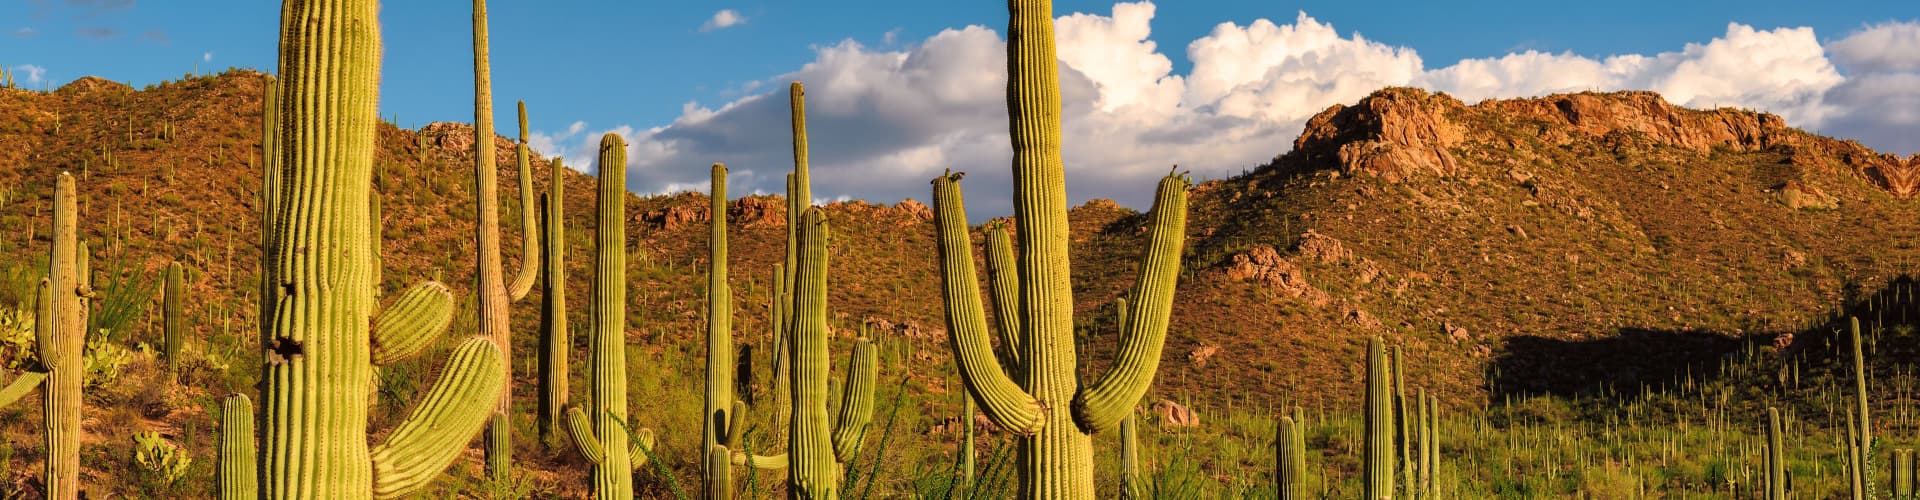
163, 261, 183, 376
708, 444, 734, 500
371, 191, 383, 295
1422, 391, 1437, 497
1897, 449, 1914, 499
220, 394, 256, 500
23, 172, 87, 500
1364, 336, 1395, 499
962, 396, 976, 486
1392, 346, 1411, 496
259, 2, 506, 497
785, 208, 880, 498
563, 133, 655, 498
772, 262, 791, 434
1765, 406, 1784, 500
469, 1, 542, 481
705, 162, 737, 491
1849, 408, 1865, 500
1276, 415, 1303, 500
1851, 316, 1874, 499
1119, 414, 1141, 499
929, 3, 1190, 496
539, 157, 569, 448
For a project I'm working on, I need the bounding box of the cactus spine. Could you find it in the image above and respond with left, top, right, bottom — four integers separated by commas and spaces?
539, 157, 568, 448
1276, 415, 1303, 500
705, 163, 736, 491
563, 133, 652, 498
929, 4, 1190, 496
1364, 336, 1395, 499
261, 2, 505, 497
470, 0, 542, 480
163, 261, 184, 376
788, 207, 879, 498
220, 394, 257, 500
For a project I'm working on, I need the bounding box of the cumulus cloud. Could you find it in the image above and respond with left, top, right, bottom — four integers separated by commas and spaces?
538, 2, 1920, 216
701, 9, 747, 32
15, 64, 46, 85
202, 51, 212, 62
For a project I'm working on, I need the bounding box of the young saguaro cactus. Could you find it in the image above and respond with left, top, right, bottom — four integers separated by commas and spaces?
785, 208, 880, 498
539, 157, 568, 448
930, 2, 1190, 497
259, 2, 505, 497
220, 394, 256, 500
1275, 415, 1303, 500
563, 133, 656, 498
1765, 406, 1784, 500
163, 261, 183, 375
469, 0, 542, 480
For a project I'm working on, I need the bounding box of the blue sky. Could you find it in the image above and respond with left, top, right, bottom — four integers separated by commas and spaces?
5, 1, 1917, 214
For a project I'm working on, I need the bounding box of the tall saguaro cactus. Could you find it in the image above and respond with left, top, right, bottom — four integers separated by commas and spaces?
470, 0, 542, 480
33, 173, 86, 499
260, 2, 506, 497
563, 134, 655, 498
1275, 415, 1303, 500
705, 163, 736, 488
1851, 316, 1874, 498
1364, 336, 1395, 499
929, 5, 1189, 497
786, 208, 880, 498
539, 157, 568, 448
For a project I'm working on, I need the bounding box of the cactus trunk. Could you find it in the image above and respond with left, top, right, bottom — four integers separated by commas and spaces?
42, 173, 83, 500
1364, 336, 1394, 499
705, 163, 735, 489
539, 158, 568, 449
163, 261, 183, 376
566, 134, 636, 498
1119, 414, 1140, 499
1276, 415, 1303, 500
220, 394, 257, 500
1766, 407, 1784, 500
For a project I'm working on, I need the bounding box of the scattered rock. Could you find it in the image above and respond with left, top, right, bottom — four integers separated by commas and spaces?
1294, 231, 1351, 264
1188, 344, 1220, 368
644, 204, 706, 230
1223, 246, 1330, 307
731, 196, 785, 228
1444, 322, 1470, 343
1152, 400, 1199, 428
1776, 181, 1838, 210
895, 198, 933, 221
1344, 308, 1382, 330
1782, 249, 1808, 271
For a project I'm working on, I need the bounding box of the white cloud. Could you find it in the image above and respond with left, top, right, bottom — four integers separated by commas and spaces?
535, 3, 1920, 216
15, 64, 45, 85
202, 51, 213, 62
701, 9, 747, 32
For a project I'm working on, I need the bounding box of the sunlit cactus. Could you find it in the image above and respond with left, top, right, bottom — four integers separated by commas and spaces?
219, 394, 256, 500
1275, 415, 1303, 500
1365, 336, 1394, 499
562, 133, 655, 498
163, 261, 183, 376
786, 207, 880, 498
259, 2, 506, 497
705, 162, 738, 491
539, 157, 569, 448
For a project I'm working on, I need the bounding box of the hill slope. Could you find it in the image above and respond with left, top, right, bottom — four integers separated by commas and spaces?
0, 71, 1914, 495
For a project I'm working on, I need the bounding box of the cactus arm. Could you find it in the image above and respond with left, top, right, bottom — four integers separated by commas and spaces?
0, 371, 45, 408
219, 394, 257, 500
33, 278, 52, 369
630, 428, 656, 470
931, 173, 1045, 436
831, 338, 877, 462
1071, 173, 1189, 434
506, 100, 540, 302
370, 282, 456, 366
732, 452, 790, 470
370, 338, 507, 498
564, 406, 605, 465
983, 225, 1022, 372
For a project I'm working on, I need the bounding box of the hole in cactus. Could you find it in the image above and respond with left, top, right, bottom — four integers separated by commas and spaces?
268, 336, 304, 363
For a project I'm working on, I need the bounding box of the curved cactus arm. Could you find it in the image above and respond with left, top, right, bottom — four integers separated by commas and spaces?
506, 100, 540, 302
629, 428, 656, 471
831, 338, 877, 462
733, 451, 790, 469
724, 399, 748, 447
369, 338, 507, 499
32, 278, 53, 370
983, 225, 1022, 372
564, 406, 605, 465
0, 371, 45, 407
1071, 173, 1190, 434
370, 282, 456, 366
219, 394, 257, 500
930, 173, 1044, 435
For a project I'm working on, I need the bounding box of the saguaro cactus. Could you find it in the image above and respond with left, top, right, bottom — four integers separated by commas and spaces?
1851, 316, 1874, 498
1364, 336, 1395, 499
539, 157, 568, 448
1119, 414, 1141, 499
470, 0, 542, 480
220, 394, 256, 500
31, 173, 86, 499
1275, 415, 1303, 500
1897, 449, 1914, 498
260, 2, 506, 497
705, 163, 736, 488
786, 208, 880, 498
163, 261, 183, 375
929, 2, 1190, 497
1765, 406, 1784, 500
563, 133, 655, 498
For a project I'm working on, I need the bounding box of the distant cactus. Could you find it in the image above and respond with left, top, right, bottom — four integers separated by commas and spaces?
563, 133, 655, 498
162, 261, 183, 376
1364, 336, 1394, 499
930, 2, 1190, 496
258, 2, 506, 497
219, 394, 256, 500
1897, 449, 1914, 499
469, 0, 542, 481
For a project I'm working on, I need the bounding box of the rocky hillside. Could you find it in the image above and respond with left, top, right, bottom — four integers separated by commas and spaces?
0, 70, 1914, 494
